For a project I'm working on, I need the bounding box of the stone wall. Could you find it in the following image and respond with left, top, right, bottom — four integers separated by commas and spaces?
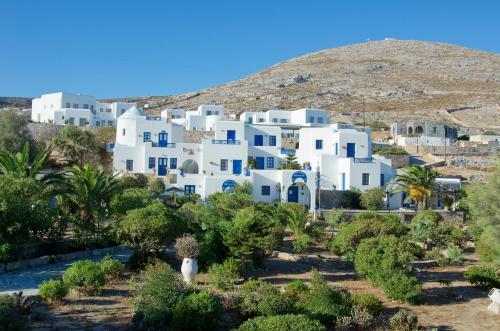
381, 154, 410, 168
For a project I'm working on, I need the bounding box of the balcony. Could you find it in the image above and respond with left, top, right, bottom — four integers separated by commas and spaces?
353, 157, 374, 163
152, 142, 177, 148
280, 148, 296, 155
211, 139, 241, 145
146, 116, 162, 121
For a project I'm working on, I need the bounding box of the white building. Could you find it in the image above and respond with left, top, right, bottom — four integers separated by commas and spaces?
31, 92, 136, 127
161, 105, 227, 131
112, 110, 395, 211
469, 134, 500, 144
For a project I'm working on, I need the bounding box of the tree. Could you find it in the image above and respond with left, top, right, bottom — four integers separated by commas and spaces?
60, 165, 122, 244
54, 126, 99, 167
466, 164, 500, 265
282, 203, 310, 237
394, 165, 439, 209
360, 187, 385, 211
0, 109, 34, 153
278, 154, 301, 170
0, 142, 57, 183
148, 178, 165, 197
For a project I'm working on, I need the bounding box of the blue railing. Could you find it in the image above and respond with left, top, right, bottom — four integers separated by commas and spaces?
211, 139, 241, 145
146, 116, 162, 121
353, 157, 374, 163
152, 142, 176, 148
280, 148, 296, 155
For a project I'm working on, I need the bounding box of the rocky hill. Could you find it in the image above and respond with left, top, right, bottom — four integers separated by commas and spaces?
111, 40, 500, 129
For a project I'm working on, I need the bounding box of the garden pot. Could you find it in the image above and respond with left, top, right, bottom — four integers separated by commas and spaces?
181, 258, 198, 284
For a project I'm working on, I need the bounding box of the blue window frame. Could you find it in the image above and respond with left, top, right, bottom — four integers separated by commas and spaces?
254, 135, 263, 146
143, 132, 151, 142
380, 174, 385, 186
220, 159, 228, 171
148, 157, 155, 169
315, 139, 323, 150
126, 160, 133, 171
170, 158, 177, 169
261, 185, 271, 196
269, 135, 276, 146
184, 185, 196, 195
266, 157, 274, 168
362, 173, 370, 185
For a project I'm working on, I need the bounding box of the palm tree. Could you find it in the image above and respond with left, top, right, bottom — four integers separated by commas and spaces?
394, 165, 439, 210
0, 142, 54, 181
284, 203, 311, 237
60, 165, 122, 243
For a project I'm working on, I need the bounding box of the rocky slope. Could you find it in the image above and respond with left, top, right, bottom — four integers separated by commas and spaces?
112, 40, 500, 129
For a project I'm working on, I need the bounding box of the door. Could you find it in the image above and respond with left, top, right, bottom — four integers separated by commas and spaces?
255, 157, 264, 169
254, 135, 263, 146
288, 186, 299, 203
232, 160, 242, 175
346, 143, 356, 158
227, 130, 236, 142
159, 132, 168, 147
158, 158, 168, 176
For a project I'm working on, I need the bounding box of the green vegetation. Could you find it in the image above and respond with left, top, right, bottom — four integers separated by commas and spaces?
39, 279, 68, 303
351, 293, 384, 315
0, 109, 34, 154
172, 292, 222, 330
360, 187, 386, 210
464, 265, 500, 289
100, 255, 125, 280
54, 125, 99, 167
394, 165, 439, 210
239, 280, 291, 317
278, 154, 301, 170
236, 314, 326, 331
207, 257, 241, 290
0, 294, 30, 331
373, 145, 408, 155
389, 309, 419, 331
62, 260, 106, 295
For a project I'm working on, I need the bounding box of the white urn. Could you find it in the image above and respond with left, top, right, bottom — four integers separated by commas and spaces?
181, 258, 198, 284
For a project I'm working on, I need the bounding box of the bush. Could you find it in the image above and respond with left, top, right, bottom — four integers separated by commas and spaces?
0, 306, 30, 331
373, 146, 408, 155
172, 291, 221, 330
411, 210, 442, 226
131, 261, 186, 328
39, 279, 68, 302
207, 257, 241, 290
239, 280, 291, 317
336, 306, 374, 330
425, 248, 449, 267
62, 260, 105, 295
110, 189, 153, 217
284, 280, 309, 301
464, 265, 500, 289
467, 224, 483, 241
351, 293, 384, 315
175, 234, 200, 259
445, 246, 463, 263
292, 232, 310, 253
295, 271, 352, 326
236, 314, 326, 331
360, 187, 386, 211
383, 271, 422, 303
148, 178, 165, 197
389, 309, 419, 331
411, 219, 434, 244
100, 255, 125, 280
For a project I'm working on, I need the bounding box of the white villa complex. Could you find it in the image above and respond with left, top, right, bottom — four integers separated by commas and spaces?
112, 106, 396, 210
31, 92, 136, 127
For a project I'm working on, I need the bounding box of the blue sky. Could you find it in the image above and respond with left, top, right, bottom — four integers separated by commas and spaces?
1, 0, 499, 98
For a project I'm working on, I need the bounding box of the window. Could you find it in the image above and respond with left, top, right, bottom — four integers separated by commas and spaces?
122, 128, 126, 136
106, 108, 111, 112
380, 174, 385, 186
170, 158, 177, 169
79, 118, 86, 127
65, 102, 70, 108
318, 117, 324, 124
362, 173, 370, 185
143, 132, 151, 142
261, 186, 271, 196
184, 185, 196, 195
220, 159, 228, 171
99, 107, 103, 112
214, 111, 219, 115
272, 118, 278, 123
334, 143, 339, 155
206, 110, 212, 115
72, 104, 78, 108
90, 105, 94, 111
315, 139, 323, 150
254, 135, 263, 146
148, 157, 156, 169
83, 104, 89, 109
266, 157, 274, 168
309, 116, 315, 123
258, 118, 265, 123
126, 160, 134, 171
433, 127, 437, 134
69, 117, 75, 125
269, 135, 276, 146
280, 118, 288, 123
107, 120, 113, 126
96, 121, 100, 127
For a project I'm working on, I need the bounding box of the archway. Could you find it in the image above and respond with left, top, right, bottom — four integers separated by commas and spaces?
408, 127, 413, 135
415, 126, 424, 134
286, 182, 311, 209
181, 159, 199, 174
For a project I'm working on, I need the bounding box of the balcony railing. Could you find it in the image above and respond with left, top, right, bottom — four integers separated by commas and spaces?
211, 139, 241, 145
353, 157, 374, 163
280, 148, 296, 155
146, 116, 162, 121
152, 142, 177, 148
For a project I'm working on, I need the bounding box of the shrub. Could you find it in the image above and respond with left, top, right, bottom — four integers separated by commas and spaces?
383, 271, 422, 303
336, 306, 374, 330
0, 295, 14, 308
445, 246, 463, 263
39, 279, 68, 302
466, 224, 483, 241
175, 234, 200, 259
411, 219, 434, 244
360, 187, 386, 211
100, 255, 125, 280
411, 210, 442, 226
236, 314, 326, 331
351, 293, 383, 315
449, 226, 466, 247
148, 178, 165, 197
239, 280, 291, 317
131, 261, 186, 328
425, 248, 449, 267
389, 309, 419, 331
293, 232, 310, 253
62, 260, 105, 295
0, 306, 30, 331
373, 146, 408, 155
284, 280, 309, 301
110, 189, 153, 217
464, 265, 500, 289
172, 291, 221, 330
207, 257, 241, 290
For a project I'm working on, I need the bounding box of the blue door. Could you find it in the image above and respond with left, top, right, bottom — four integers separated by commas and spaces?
158, 158, 167, 176
255, 157, 264, 169
346, 143, 356, 158
159, 132, 168, 147
288, 186, 299, 203
227, 130, 236, 142
254, 135, 263, 146
233, 160, 242, 174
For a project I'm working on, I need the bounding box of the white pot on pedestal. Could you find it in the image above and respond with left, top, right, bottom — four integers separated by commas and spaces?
181, 258, 198, 284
